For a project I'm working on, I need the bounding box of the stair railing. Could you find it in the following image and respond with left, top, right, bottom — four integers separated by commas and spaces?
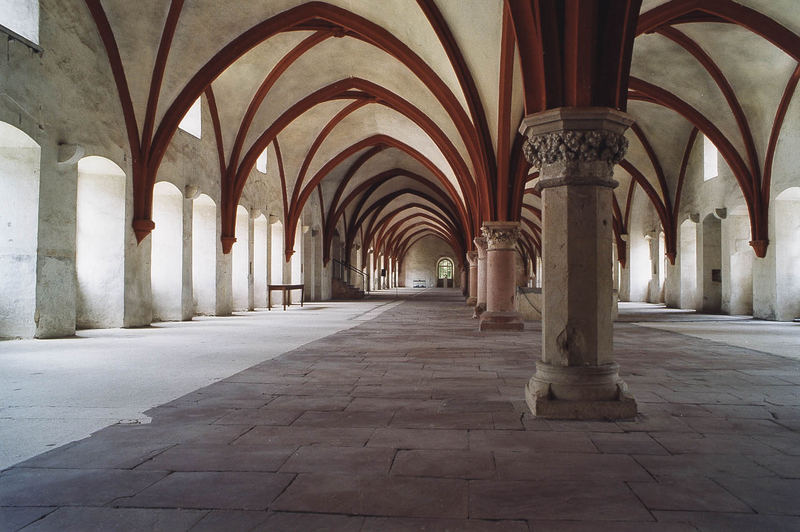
331, 259, 369, 294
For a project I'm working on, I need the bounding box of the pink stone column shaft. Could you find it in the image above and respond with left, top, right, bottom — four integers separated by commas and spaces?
465, 251, 478, 306
478, 222, 523, 331
474, 236, 487, 317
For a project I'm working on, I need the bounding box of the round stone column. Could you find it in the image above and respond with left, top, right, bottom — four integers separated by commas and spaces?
460, 267, 468, 297
519, 107, 637, 419
478, 222, 524, 331
474, 236, 487, 318
465, 251, 478, 306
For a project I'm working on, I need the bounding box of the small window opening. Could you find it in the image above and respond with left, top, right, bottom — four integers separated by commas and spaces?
0, 0, 39, 45
179, 98, 202, 139
703, 134, 718, 181
256, 149, 268, 173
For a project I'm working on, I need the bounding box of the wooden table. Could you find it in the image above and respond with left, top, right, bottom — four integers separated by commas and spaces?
267, 284, 305, 311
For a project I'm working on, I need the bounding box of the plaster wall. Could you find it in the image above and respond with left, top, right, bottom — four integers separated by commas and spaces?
775, 191, 800, 320
232, 206, 250, 312
400, 235, 458, 289
700, 214, 722, 313
253, 215, 268, 308
192, 194, 217, 315
0, 129, 40, 338
722, 213, 753, 315
75, 159, 125, 329
626, 190, 657, 302
151, 182, 184, 322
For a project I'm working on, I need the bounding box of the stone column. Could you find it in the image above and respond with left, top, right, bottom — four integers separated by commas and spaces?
466, 251, 478, 306
460, 267, 468, 296
478, 222, 524, 331
474, 236, 487, 318
520, 107, 636, 420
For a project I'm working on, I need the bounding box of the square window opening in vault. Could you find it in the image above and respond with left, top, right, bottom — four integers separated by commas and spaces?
179, 98, 202, 139
256, 149, 268, 173
704, 134, 718, 181
0, 0, 39, 45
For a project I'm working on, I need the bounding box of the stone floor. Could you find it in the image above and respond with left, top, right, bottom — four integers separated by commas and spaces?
0, 298, 404, 469
1, 289, 799, 531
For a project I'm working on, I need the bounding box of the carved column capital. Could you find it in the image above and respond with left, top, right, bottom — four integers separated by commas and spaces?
473, 236, 487, 259
481, 221, 520, 251
466, 251, 478, 267
519, 107, 633, 187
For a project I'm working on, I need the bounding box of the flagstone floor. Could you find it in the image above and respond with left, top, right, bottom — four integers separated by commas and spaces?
1, 289, 799, 531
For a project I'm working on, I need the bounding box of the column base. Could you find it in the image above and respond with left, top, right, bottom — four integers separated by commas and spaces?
525, 361, 637, 420
479, 311, 524, 331
472, 303, 486, 319
466, 297, 477, 306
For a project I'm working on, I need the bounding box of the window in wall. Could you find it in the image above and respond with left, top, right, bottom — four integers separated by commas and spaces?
437, 258, 453, 279
256, 149, 268, 173
0, 0, 39, 45
703, 134, 718, 181
178, 98, 202, 138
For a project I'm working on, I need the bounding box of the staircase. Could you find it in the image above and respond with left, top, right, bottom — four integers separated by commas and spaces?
332, 259, 368, 300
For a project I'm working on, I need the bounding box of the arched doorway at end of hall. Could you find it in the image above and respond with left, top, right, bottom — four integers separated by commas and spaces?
437, 257, 454, 288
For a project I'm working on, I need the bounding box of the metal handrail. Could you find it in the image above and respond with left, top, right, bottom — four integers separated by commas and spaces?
332, 258, 369, 294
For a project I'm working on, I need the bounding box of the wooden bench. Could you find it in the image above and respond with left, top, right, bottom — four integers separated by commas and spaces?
267, 284, 305, 311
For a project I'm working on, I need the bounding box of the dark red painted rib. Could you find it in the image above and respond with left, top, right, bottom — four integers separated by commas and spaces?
639, 0, 800, 63
495, 6, 515, 221
763, 63, 800, 202
84, 0, 140, 159
228, 31, 330, 179
658, 26, 760, 184
417, 0, 495, 217
673, 127, 699, 223
630, 122, 672, 213
141, 0, 184, 155
204, 87, 226, 179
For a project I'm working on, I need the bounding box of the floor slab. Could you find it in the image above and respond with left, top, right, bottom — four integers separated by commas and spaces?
0, 289, 798, 530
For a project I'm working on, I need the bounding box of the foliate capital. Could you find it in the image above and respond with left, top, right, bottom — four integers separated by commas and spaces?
522, 129, 628, 170
519, 107, 633, 182
466, 251, 478, 267
473, 236, 487, 259
481, 222, 520, 251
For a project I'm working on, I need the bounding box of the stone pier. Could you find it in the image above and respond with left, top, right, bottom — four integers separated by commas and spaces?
520, 107, 637, 419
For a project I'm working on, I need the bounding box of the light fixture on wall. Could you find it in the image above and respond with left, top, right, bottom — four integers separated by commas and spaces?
57, 143, 85, 168
184, 184, 200, 200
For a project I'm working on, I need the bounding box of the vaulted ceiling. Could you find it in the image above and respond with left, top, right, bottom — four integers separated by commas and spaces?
86, 0, 800, 269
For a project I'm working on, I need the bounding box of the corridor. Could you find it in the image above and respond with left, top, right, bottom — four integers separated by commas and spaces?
1, 289, 799, 531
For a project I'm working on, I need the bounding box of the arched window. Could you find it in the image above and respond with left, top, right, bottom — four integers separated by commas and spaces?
437, 257, 454, 280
